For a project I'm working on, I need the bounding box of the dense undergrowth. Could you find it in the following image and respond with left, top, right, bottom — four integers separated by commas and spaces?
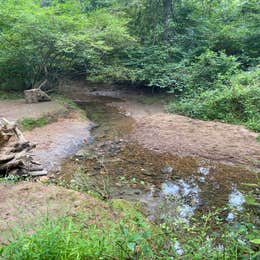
168, 68, 260, 132
0, 199, 259, 260
0, 0, 259, 132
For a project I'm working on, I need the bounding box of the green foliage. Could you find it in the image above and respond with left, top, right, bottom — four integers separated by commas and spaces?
1, 209, 258, 259
0, 209, 157, 259
0, 0, 133, 90
123, 44, 187, 91
18, 117, 49, 131
168, 69, 260, 132
184, 50, 239, 92
0, 90, 23, 100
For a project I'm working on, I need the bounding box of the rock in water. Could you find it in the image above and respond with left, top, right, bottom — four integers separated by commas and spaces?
24, 89, 51, 103
0, 118, 46, 177
161, 165, 174, 174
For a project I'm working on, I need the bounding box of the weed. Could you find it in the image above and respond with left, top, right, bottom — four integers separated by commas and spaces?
1, 205, 259, 259
18, 117, 49, 131
0, 90, 23, 100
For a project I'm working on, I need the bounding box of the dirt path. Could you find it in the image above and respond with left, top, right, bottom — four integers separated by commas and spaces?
113, 99, 260, 169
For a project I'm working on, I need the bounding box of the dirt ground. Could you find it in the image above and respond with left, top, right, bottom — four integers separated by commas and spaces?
25, 111, 93, 171
0, 99, 92, 171
0, 99, 66, 122
0, 181, 114, 244
114, 99, 260, 169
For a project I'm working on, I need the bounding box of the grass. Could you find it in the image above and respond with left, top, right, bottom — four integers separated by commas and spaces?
0, 90, 23, 100
16, 94, 85, 131
18, 116, 50, 131
0, 202, 258, 259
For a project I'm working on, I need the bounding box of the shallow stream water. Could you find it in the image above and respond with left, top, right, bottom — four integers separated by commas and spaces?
59, 95, 259, 224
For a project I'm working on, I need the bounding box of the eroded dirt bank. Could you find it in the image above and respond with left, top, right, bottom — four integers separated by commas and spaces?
0, 181, 114, 244
25, 111, 93, 171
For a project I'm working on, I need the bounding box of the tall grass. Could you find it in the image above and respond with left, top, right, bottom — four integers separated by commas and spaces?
1, 205, 258, 259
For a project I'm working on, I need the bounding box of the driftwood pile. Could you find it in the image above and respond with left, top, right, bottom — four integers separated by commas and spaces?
0, 118, 47, 177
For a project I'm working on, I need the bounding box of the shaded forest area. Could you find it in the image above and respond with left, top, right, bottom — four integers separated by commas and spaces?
0, 0, 259, 131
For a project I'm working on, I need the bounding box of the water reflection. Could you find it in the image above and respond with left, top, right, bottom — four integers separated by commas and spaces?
228, 188, 245, 211
142, 179, 201, 222
59, 96, 257, 225
198, 166, 210, 176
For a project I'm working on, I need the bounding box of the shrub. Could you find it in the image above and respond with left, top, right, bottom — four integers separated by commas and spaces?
185, 50, 239, 93
168, 69, 260, 132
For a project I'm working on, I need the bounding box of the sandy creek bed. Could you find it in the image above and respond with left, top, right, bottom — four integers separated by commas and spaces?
54, 93, 259, 224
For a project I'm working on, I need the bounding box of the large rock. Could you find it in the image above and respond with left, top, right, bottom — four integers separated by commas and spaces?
24, 88, 51, 103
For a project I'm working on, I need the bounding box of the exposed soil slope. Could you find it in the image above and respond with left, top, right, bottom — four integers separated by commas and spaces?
0, 181, 113, 244
25, 111, 92, 171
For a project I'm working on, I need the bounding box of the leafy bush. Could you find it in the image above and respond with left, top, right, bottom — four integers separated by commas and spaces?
184, 50, 239, 92
123, 44, 187, 92
168, 69, 260, 132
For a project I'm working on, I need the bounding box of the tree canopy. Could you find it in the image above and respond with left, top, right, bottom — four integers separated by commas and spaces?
0, 0, 259, 130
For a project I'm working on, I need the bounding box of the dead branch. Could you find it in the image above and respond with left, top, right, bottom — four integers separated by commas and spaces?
0, 118, 47, 177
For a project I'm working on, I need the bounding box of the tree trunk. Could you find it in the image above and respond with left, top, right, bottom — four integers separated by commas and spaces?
163, 0, 173, 41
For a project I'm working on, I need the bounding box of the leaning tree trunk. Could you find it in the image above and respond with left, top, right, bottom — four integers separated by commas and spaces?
0, 118, 47, 177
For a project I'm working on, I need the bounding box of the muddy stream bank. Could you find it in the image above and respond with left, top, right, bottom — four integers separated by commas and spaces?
55, 95, 259, 225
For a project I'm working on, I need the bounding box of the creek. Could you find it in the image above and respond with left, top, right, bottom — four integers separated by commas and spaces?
58, 95, 259, 225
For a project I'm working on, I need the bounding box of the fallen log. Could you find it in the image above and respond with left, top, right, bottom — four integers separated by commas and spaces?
0, 118, 47, 177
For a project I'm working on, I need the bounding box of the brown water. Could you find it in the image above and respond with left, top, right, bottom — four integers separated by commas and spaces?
59, 95, 259, 224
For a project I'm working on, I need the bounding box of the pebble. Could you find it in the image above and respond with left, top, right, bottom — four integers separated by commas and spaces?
161, 165, 174, 174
